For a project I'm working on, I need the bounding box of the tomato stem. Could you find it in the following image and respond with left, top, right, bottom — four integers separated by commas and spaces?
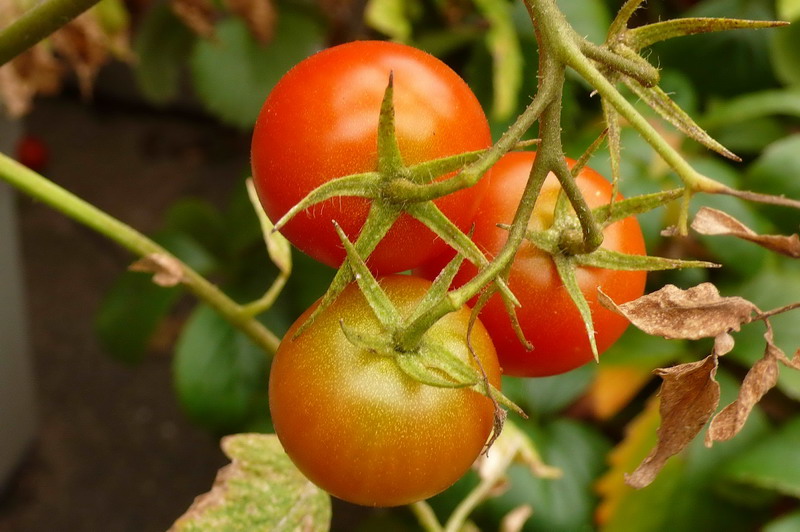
0, 153, 281, 355
0, 0, 102, 66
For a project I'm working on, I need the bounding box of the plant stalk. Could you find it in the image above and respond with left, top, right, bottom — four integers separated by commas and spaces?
0, 153, 280, 355
0, 0, 102, 66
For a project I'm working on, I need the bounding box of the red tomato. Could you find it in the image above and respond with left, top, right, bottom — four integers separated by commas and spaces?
419, 152, 647, 377
251, 41, 492, 273
269, 275, 501, 507
15, 134, 49, 172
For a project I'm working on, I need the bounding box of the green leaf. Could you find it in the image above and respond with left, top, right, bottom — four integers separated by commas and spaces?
779, 0, 800, 19
95, 230, 217, 364
95, 271, 180, 364
703, 89, 800, 128
771, 22, 800, 87
171, 434, 331, 531
173, 305, 268, 432
556, 0, 611, 44
501, 363, 595, 416
720, 417, 800, 498
364, 0, 420, 41
163, 198, 225, 258
474, 0, 523, 121
764, 510, 800, 532
481, 419, 611, 531
190, 12, 323, 128
133, 3, 195, 103
745, 134, 800, 233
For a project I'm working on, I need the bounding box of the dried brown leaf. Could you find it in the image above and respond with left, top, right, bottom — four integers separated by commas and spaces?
692, 207, 800, 258
599, 283, 757, 340
0, 2, 63, 117
708, 323, 800, 444
129, 253, 185, 287
224, 0, 277, 43
626, 355, 720, 488
171, 0, 217, 39
50, 12, 109, 98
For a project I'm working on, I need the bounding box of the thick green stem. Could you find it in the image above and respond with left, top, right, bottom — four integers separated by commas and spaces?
0, 0, 102, 65
0, 153, 281, 355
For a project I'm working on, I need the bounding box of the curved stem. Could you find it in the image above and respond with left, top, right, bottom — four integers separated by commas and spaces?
410, 501, 444, 532
0, 0, 102, 66
0, 153, 280, 355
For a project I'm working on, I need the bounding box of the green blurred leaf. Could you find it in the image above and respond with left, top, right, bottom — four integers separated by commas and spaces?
365, 0, 421, 41
133, 3, 196, 103
720, 417, 800, 498
171, 434, 331, 531
95, 230, 217, 364
653, 0, 778, 98
771, 22, 800, 87
480, 419, 610, 531
556, 0, 611, 44
745, 134, 800, 233
163, 198, 225, 258
764, 510, 800, 532
712, 116, 786, 154
173, 305, 268, 432
502, 363, 595, 417
703, 89, 800, 128
778, 0, 800, 20
190, 12, 323, 128
474, 0, 523, 121
95, 273, 180, 364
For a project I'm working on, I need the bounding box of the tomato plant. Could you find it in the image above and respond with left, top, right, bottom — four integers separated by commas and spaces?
250, 40, 492, 274
268, 275, 501, 507
421, 152, 647, 377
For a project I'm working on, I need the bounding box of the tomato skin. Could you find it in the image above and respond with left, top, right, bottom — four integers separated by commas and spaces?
420, 152, 647, 377
251, 40, 492, 274
269, 276, 500, 507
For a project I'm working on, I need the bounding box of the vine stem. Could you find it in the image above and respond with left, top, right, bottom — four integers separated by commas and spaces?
529, 0, 725, 195
410, 501, 444, 532
0, 153, 281, 355
0, 0, 102, 66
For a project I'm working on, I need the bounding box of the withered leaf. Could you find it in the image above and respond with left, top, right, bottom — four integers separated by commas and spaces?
707, 323, 800, 444
692, 207, 800, 258
129, 253, 185, 286
224, 0, 277, 43
50, 11, 110, 98
599, 283, 757, 340
171, 0, 217, 38
626, 355, 720, 488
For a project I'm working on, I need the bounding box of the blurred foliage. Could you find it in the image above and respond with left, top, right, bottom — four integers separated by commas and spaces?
79, 0, 800, 529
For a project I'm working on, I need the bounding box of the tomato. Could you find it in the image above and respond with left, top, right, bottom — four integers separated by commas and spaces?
269, 275, 501, 507
15, 134, 48, 172
251, 40, 492, 274
419, 152, 647, 377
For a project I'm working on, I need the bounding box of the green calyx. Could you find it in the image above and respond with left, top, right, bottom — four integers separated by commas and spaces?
500, 187, 718, 362
283, 74, 523, 339
332, 221, 524, 417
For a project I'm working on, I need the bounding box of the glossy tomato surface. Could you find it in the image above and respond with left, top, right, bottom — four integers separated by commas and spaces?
251, 40, 492, 273
421, 152, 647, 377
269, 275, 501, 507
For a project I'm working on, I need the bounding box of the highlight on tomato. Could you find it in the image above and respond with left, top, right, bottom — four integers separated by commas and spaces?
251, 40, 492, 274
419, 151, 647, 377
268, 275, 501, 507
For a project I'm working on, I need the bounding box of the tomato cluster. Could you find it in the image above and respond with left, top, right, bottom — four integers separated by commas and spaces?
252, 41, 646, 507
